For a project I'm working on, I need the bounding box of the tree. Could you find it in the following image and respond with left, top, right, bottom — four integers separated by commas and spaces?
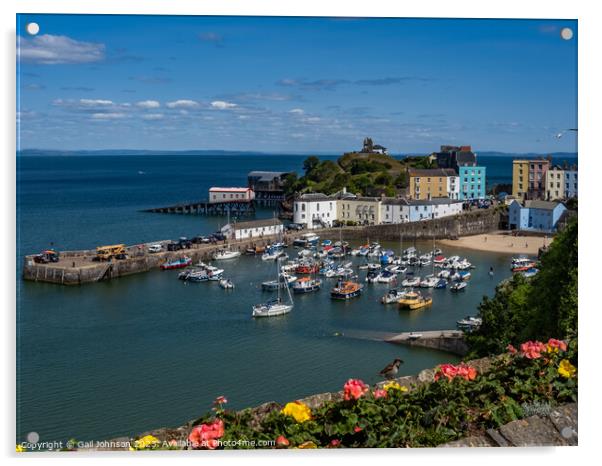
303, 156, 320, 175
466, 219, 578, 357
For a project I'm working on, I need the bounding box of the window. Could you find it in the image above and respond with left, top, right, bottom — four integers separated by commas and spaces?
302, 203, 306, 211
317, 203, 320, 211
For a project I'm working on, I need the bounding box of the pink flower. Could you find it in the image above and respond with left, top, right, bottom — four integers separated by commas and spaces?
435, 363, 477, 381
354, 426, 363, 433
546, 338, 567, 353
434, 363, 458, 381
188, 419, 225, 449
506, 344, 517, 354
214, 396, 228, 405
520, 341, 547, 359
373, 388, 387, 399
329, 439, 341, 447
276, 435, 290, 448
343, 379, 369, 400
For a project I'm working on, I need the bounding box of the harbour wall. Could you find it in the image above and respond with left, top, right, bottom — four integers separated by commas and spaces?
385, 330, 469, 356
22, 236, 284, 286
320, 209, 501, 242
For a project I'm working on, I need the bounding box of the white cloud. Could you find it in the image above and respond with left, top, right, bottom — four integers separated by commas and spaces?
289, 108, 305, 115
211, 100, 237, 110
166, 99, 200, 109
18, 34, 105, 65
90, 113, 126, 120
136, 100, 161, 109
141, 113, 164, 120
79, 99, 114, 106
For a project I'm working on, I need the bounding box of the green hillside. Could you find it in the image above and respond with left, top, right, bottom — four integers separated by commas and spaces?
283, 152, 435, 197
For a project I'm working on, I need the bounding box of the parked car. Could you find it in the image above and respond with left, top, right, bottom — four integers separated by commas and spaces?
212, 232, 226, 241
148, 244, 163, 253
178, 237, 193, 249
167, 242, 181, 252
286, 223, 304, 231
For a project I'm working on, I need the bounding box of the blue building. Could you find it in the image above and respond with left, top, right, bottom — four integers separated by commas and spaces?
508, 200, 567, 233
564, 170, 578, 199
458, 165, 487, 200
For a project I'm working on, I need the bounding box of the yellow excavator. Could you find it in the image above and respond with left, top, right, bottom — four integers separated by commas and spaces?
95, 244, 127, 261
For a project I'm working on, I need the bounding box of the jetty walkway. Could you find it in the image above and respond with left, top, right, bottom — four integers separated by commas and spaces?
386, 329, 468, 355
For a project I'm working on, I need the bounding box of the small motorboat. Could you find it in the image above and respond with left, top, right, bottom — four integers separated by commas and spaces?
457, 270, 471, 281
213, 249, 241, 260
511, 257, 537, 272
293, 233, 320, 248
262, 273, 296, 291
522, 267, 539, 278
219, 278, 235, 289
437, 269, 451, 279
450, 282, 467, 292
401, 276, 420, 287
366, 270, 382, 283
381, 289, 408, 304
330, 280, 364, 300
420, 276, 439, 288
295, 263, 320, 274
292, 277, 322, 294
434, 278, 447, 289
161, 256, 192, 270
398, 291, 432, 310
377, 270, 397, 284
456, 316, 482, 331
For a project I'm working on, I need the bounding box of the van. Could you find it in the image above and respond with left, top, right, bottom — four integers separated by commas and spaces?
148, 244, 163, 253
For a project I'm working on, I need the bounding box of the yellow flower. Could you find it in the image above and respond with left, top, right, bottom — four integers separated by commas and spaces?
132, 434, 160, 450
558, 359, 577, 379
281, 401, 313, 423
383, 381, 408, 393
296, 441, 317, 449
16, 444, 25, 453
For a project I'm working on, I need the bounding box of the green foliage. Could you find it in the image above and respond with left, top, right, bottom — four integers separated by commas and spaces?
466, 219, 578, 357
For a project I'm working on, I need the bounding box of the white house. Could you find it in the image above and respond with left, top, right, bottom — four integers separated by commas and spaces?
293, 193, 337, 229
447, 175, 460, 200
209, 187, 255, 203
430, 198, 463, 218
221, 218, 283, 240
380, 198, 410, 224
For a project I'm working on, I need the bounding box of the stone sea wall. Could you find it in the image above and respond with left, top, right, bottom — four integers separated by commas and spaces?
321, 209, 501, 242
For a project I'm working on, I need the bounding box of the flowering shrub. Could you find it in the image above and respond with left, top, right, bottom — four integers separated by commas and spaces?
179, 338, 576, 449
434, 363, 477, 382
281, 401, 312, 423
129, 435, 161, 451
343, 379, 369, 400
188, 419, 225, 450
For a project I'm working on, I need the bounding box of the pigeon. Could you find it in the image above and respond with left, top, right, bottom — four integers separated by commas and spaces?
379, 358, 404, 379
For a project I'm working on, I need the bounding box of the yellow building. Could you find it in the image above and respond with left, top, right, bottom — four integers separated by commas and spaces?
407, 168, 457, 200
336, 196, 382, 225
512, 160, 529, 202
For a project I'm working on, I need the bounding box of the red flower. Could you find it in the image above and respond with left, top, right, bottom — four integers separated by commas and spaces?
435, 363, 477, 381
354, 426, 363, 433
276, 435, 290, 448
546, 338, 567, 353
343, 379, 369, 400
329, 439, 341, 447
506, 344, 517, 354
188, 419, 225, 449
520, 340, 547, 359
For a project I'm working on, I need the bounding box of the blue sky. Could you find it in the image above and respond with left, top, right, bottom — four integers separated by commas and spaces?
17, 15, 577, 154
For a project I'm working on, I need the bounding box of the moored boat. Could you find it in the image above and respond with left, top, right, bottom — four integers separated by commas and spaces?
381, 289, 408, 304
213, 249, 241, 260
450, 282, 467, 292
292, 277, 322, 294
330, 280, 363, 300
161, 256, 192, 270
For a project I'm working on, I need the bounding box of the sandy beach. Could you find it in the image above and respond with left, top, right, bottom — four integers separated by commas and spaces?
438, 232, 552, 255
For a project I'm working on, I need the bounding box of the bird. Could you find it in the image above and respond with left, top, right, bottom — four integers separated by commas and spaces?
379, 358, 404, 379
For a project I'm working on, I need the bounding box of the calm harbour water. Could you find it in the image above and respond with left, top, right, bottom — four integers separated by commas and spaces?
15, 153, 569, 443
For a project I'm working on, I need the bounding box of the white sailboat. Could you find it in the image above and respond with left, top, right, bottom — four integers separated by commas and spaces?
253, 262, 294, 317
